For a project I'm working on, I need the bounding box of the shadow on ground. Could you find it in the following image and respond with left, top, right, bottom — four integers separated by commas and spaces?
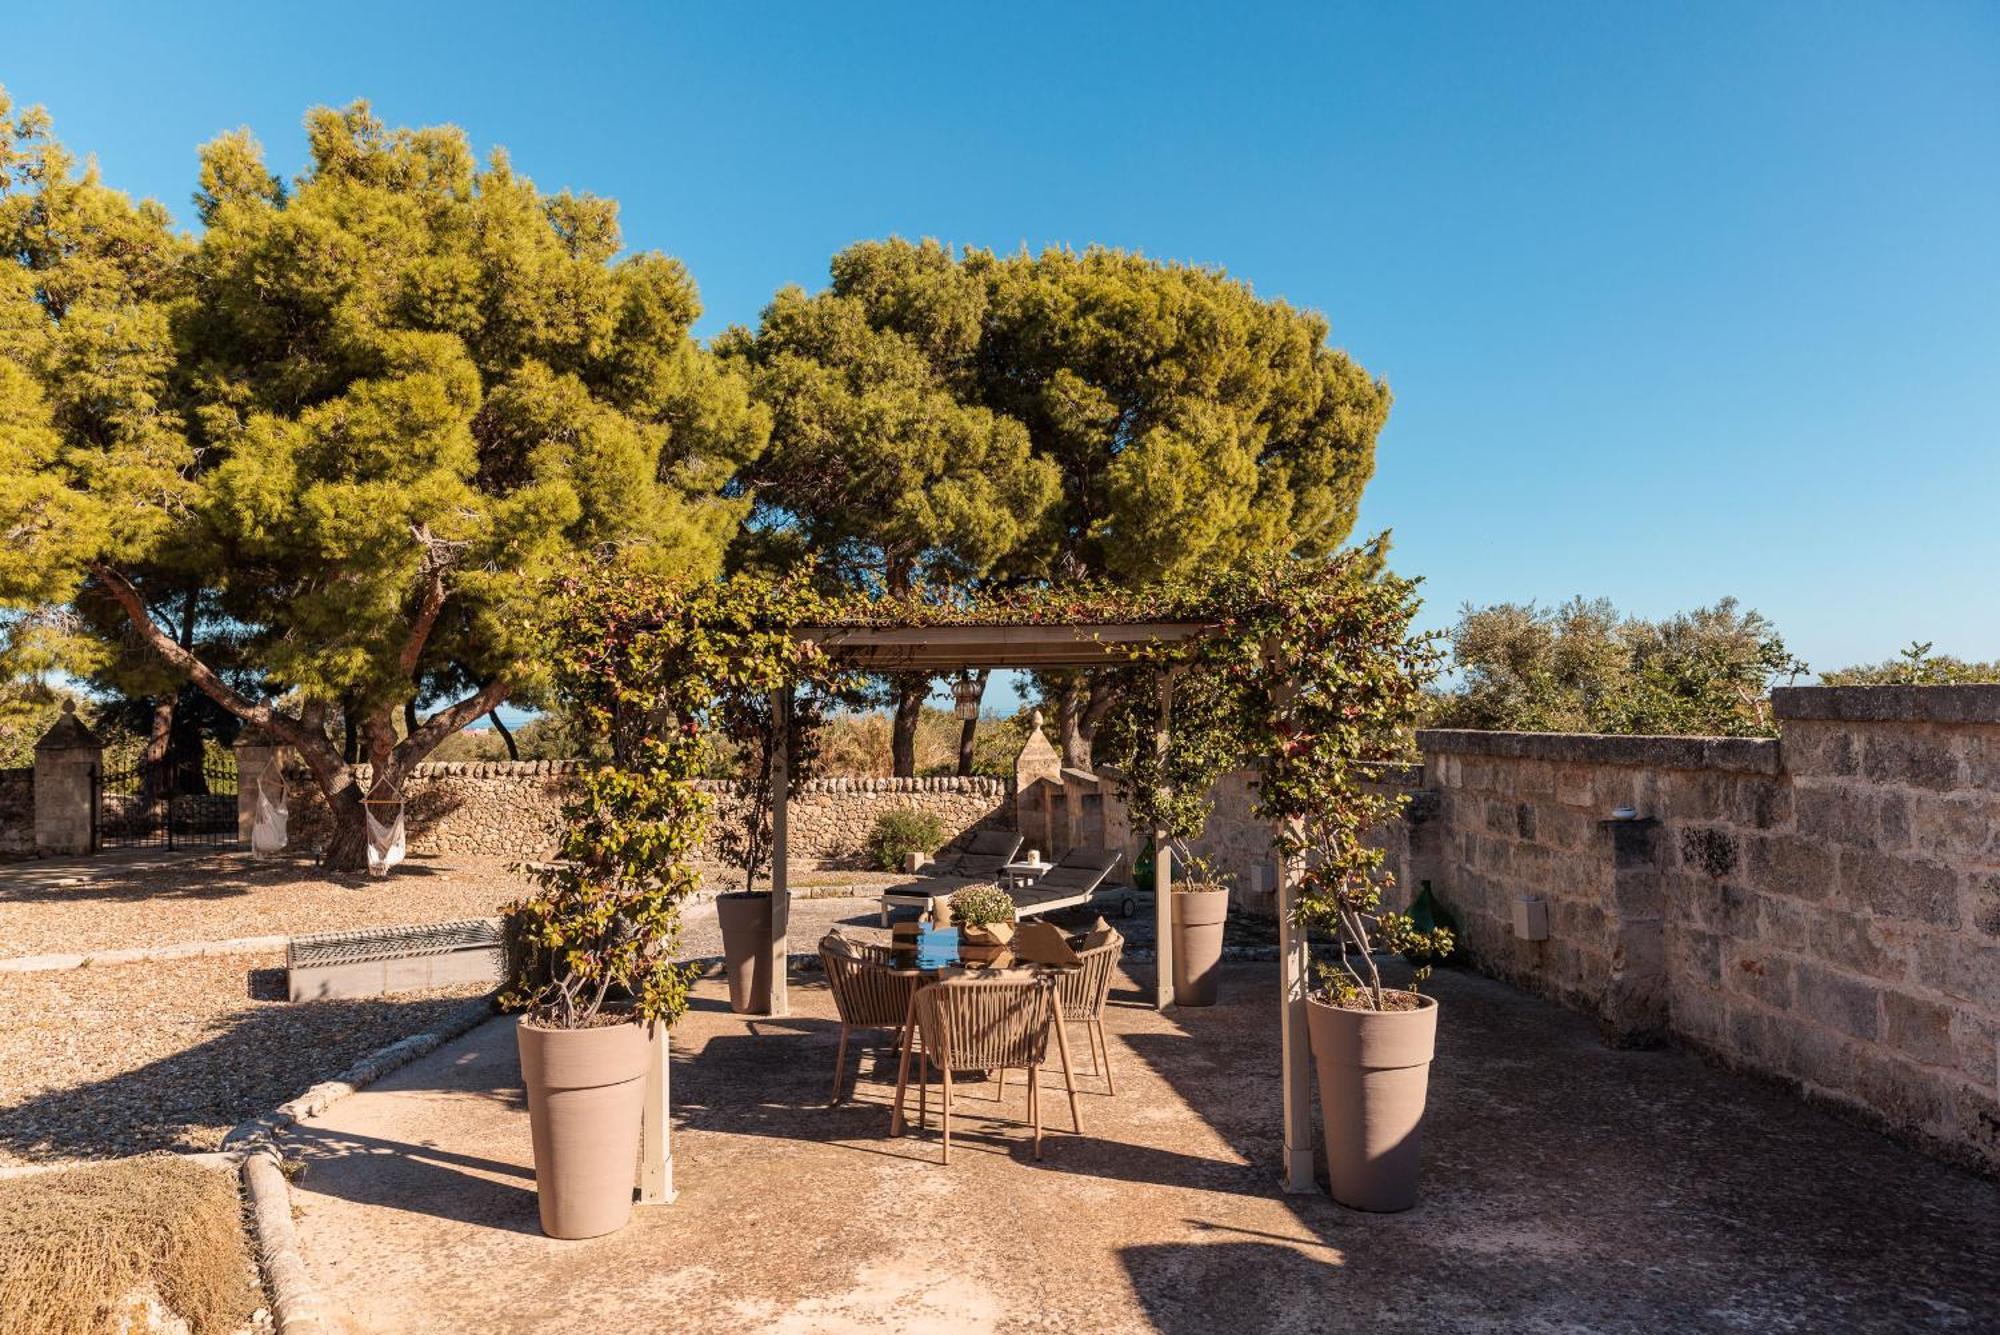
0, 988, 491, 1160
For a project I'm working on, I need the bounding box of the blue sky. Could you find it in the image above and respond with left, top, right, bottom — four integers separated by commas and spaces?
9, 1, 1998, 707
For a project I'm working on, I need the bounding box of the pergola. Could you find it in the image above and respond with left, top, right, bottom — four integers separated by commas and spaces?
749, 619, 1316, 1194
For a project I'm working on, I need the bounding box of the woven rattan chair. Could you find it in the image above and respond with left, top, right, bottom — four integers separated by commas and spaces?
995, 930, 1124, 1098
891, 975, 1081, 1162
820, 935, 925, 1106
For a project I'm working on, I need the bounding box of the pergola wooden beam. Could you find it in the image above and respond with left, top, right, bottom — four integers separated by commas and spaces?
792, 621, 1218, 671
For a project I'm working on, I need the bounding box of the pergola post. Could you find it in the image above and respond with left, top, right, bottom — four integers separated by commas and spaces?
1152, 669, 1176, 1011
766, 686, 791, 1018
1263, 639, 1315, 1193
638, 1022, 674, 1204
1277, 832, 1314, 1192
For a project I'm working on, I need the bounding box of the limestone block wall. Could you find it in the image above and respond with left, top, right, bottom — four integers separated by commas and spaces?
279, 761, 1012, 865
1417, 684, 2000, 1173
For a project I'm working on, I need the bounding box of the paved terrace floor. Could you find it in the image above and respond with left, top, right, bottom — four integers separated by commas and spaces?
291, 963, 1998, 1333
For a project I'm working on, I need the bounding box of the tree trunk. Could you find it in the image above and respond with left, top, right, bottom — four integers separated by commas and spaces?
1055, 674, 1089, 769
489, 709, 519, 760
322, 786, 371, 873
890, 675, 927, 777
955, 670, 989, 777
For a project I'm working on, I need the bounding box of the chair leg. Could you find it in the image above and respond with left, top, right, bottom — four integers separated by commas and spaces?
1052, 1012, 1083, 1134
892, 1023, 915, 1135
1078, 1020, 1098, 1076
941, 1067, 954, 1165
830, 1024, 851, 1106
995, 1066, 1006, 1100
1095, 1018, 1116, 1097
919, 1053, 929, 1131
1030, 1060, 1043, 1160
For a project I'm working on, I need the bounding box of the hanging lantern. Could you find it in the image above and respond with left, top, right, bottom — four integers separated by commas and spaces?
951, 674, 983, 721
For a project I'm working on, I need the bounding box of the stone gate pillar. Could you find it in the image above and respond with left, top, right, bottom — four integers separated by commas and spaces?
234, 731, 279, 845
34, 700, 100, 856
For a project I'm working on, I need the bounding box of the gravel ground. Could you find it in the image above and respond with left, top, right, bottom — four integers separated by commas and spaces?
0, 953, 489, 1166
0, 850, 910, 960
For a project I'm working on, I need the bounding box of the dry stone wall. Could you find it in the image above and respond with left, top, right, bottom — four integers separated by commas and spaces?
0, 768, 30, 857
1416, 684, 2000, 1174
278, 761, 1012, 866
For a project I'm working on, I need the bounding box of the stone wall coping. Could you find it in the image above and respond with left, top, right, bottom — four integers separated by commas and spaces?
1772, 683, 2000, 724
284, 757, 1011, 793
1415, 728, 1781, 775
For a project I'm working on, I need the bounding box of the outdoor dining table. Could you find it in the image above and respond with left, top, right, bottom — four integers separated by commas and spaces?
882, 936, 1084, 1139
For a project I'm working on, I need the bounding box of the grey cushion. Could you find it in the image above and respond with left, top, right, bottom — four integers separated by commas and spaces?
964, 830, 1024, 859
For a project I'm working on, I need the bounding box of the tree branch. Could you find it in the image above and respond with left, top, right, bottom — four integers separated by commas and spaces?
396, 677, 511, 770
399, 524, 456, 679
90, 562, 327, 763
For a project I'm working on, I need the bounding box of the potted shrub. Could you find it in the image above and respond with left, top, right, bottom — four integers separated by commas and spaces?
710, 685, 824, 1013
1168, 848, 1231, 1007
947, 882, 1017, 964
502, 765, 699, 1239
1301, 892, 1453, 1211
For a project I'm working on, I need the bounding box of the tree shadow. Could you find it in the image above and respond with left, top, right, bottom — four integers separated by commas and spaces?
0, 986, 498, 1161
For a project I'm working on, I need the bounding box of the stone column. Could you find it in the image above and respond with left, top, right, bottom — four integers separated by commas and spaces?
234, 732, 280, 846
34, 701, 101, 856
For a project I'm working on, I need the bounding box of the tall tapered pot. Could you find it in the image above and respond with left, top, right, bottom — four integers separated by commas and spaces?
517, 1018, 651, 1239
715, 891, 772, 1014
1306, 991, 1438, 1212
1171, 887, 1230, 1006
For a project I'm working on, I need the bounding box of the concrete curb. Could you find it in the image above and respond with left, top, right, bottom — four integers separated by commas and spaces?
224, 993, 500, 1335
0, 934, 290, 973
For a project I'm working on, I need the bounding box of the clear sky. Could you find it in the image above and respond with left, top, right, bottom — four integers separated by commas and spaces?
8, 1, 1998, 690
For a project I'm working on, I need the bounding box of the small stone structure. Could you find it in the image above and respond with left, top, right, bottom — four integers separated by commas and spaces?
32, 701, 99, 856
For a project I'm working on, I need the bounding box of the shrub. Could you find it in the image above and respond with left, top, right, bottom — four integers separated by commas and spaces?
949, 882, 1018, 928
865, 808, 947, 871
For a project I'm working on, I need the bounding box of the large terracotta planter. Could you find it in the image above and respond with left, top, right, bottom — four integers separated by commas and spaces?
1171, 887, 1230, 1006
1306, 991, 1439, 1212
517, 1018, 651, 1239
715, 891, 772, 1014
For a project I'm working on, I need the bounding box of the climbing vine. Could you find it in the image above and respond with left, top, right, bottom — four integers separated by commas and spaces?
501, 568, 840, 1029
507, 544, 1451, 1029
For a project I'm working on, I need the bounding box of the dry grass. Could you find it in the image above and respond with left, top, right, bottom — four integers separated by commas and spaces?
0, 1155, 255, 1335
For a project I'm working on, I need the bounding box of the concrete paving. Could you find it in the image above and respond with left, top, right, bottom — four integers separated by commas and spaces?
289, 963, 1999, 1333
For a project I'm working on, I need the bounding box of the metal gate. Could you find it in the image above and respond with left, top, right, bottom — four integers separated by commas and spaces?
93, 754, 240, 851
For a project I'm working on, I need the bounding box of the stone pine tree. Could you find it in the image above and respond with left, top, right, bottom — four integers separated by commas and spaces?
0, 95, 767, 868
833, 239, 1392, 765
723, 248, 1059, 775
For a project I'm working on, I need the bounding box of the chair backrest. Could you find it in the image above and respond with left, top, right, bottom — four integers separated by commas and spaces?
1055, 933, 1123, 1021
1034, 848, 1120, 893
914, 976, 1052, 1071
820, 939, 922, 1027
949, 830, 1024, 878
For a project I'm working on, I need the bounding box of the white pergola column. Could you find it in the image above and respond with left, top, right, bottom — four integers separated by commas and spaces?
1277, 837, 1314, 1192
1151, 669, 1177, 1011
765, 686, 792, 1018
638, 1023, 674, 1204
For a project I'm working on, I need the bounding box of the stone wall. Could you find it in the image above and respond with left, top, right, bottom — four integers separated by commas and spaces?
0, 768, 31, 857
1416, 684, 2000, 1174
279, 761, 1012, 866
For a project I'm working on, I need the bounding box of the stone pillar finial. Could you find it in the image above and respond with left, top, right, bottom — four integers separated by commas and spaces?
1029, 708, 1044, 733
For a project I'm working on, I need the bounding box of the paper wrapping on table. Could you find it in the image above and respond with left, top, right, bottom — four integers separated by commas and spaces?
1012, 920, 1079, 967
962, 921, 1016, 946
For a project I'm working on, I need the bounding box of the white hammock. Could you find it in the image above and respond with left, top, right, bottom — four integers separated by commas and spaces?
251, 763, 288, 855
365, 802, 406, 877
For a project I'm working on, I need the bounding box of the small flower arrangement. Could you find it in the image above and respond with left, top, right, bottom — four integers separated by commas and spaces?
949, 883, 1018, 930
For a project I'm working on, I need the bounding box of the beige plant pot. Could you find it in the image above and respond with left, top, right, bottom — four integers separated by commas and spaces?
1171, 887, 1231, 1007
517, 1018, 652, 1239
715, 891, 772, 1014
1306, 991, 1439, 1212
